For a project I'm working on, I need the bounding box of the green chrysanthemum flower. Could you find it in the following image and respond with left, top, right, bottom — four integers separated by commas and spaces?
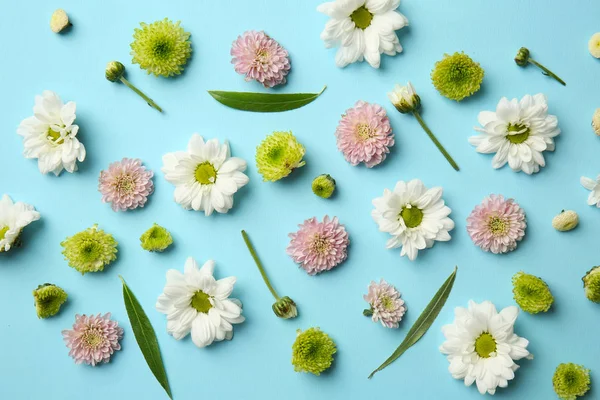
140, 223, 173, 252
292, 327, 336, 375
33, 283, 67, 319
553, 363, 591, 400
130, 18, 192, 77
256, 131, 306, 182
61, 224, 118, 275
431, 52, 484, 101
583, 266, 600, 303
512, 271, 554, 314
312, 174, 336, 199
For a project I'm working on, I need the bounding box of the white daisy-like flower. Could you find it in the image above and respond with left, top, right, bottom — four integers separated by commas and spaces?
440, 300, 531, 396
162, 134, 249, 216
317, 0, 409, 68
371, 179, 454, 261
581, 175, 600, 207
0, 194, 41, 252
469, 94, 560, 175
156, 257, 245, 348
17, 91, 86, 175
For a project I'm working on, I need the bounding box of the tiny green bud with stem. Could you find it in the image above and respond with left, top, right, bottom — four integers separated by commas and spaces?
241, 230, 297, 319
514, 47, 566, 86
105, 61, 162, 112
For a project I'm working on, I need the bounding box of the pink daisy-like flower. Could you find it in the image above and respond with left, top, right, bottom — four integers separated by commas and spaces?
98, 158, 154, 212
364, 279, 406, 328
287, 216, 349, 275
467, 194, 527, 254
231, 30, 291, 88
62, 313, 124, 366
335, 101, 394, 168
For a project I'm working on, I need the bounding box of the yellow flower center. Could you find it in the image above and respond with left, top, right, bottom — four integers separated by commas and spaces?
488, 215, 508, 236
0, 226, 8, 240
400, 205, 424, 228
82, 328, 104, 349
194, 162, 217, 185
190, 290, 212, 313
47, 127, 65, 144
381, 296, 395, 311
506, 123, 530, 144
475, 332, 497, 358
350, 5, 373, 30
356, 123, 374, 141
310, 234, 331, 255
115, 174, 135, 194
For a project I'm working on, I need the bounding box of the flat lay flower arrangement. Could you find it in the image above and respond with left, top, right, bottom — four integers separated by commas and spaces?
1, 1, 600, 399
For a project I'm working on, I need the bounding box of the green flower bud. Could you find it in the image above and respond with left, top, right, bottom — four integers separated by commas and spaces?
33, 283, 68, 319
312, 174, 336, 199
512, 271, 553, 314
583, 266, 600, 303
552, 210, 579, 232
514, 47, 530, 67
50, 9, 71, 33
552, 363, 590, 400
292, 327, 336, 375
106, 61, 126, 82
140, 223, 173, 252
272, 296, 297, 319
388, 82, 420, 114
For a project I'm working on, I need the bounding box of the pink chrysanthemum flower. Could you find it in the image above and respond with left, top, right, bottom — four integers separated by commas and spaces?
99, 158, 154, 212
62, 313, 124, 366
287, 216, 349, 275
231, 30, 291, 88
364, 279, 406, 328
335, 101, 394, 168
467, 194, 527, 254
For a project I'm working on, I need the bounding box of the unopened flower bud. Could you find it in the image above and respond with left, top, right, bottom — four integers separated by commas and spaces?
514, 47, 530, 67
388, 82, 420, 113
312, 174, 336, 199
272, 296, 297, 319
552, 210, 579, 232
592, 109, 600, 136
588, 33, 600, 58
50, 9, 71, 33
106, 61, 125, 82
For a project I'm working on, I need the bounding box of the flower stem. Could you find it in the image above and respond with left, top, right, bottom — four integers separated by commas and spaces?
412, 111, 460, 171
241, 230, 280, 300
119, 77, 163, 112
528, 59, 566, 86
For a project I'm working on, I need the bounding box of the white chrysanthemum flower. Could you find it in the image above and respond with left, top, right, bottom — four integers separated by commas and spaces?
371, 179, 454, 261
581, 175, 600, 207
469, 94, 560, 175
162, 134, 249, 216
0, 194, 40, 252
156, 257, 245, 348
17, 91, 86, 175
317, 0, 409, 68
440, 300, 531, 395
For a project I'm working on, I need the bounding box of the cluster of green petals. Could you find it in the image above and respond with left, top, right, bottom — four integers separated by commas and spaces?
61, 224, 118, 275
512, 271, 554, 314
131, 18, 192, 77
33, 283, 68, 319
292, 327, 336, 375
553, 363, 591, 400
140, 223, 173, 252
583, 266, 600, 303
431, 52, 484, 101
312, 174, 336, 199
256, 131, 306, 182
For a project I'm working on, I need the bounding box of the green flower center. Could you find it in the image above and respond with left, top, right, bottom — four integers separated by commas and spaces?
115, 174, 135, 194
475, 332, 497, 358
506, 123, 530, 144
400, 206, 424, 228
194, 162, 217, 185
350, 5, 373, 30
267, 146, 284, 162
381, 296, 395, 311
82, 329, 104, 349
0, 226, 8, 240
47, 127, 64, 144
488, 215, 508, 236
356, 123, 374, 141
80, 240, 103, 262
190, 290, 212, 313
152, 38, 173, 59
311, 234, 331, 255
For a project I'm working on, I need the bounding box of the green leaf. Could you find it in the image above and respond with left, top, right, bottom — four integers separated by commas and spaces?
368, 266, 458, 379
207, 86, 326, 112
119, 276, 173, 399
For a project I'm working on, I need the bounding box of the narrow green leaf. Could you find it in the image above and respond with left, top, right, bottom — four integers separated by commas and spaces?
368, 266, 458, 379
119, 276, 173, 399
207, 86, 326, 112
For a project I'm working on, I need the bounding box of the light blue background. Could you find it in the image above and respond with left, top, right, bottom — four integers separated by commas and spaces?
1, 0, 599, 399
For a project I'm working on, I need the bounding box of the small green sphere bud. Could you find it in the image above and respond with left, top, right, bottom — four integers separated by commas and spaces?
552, 363, 591, 400
512, 271, 554, 314
272, 296, 298, 319
552, 210, 579, 232
514, 47, 530, 67
50, 9, 70, 33
583, 266, 600, 303
106, 61, 126, 82
312, 174, 336, 199
33, 283, 68, 319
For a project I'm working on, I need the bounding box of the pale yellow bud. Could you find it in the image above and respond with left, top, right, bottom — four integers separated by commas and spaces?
552, 210, 579, 232
50, 9, 70, 33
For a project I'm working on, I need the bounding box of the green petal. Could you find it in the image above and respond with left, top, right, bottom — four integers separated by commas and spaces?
431, 52, 484, 101
61, 224, 118, 274
553, 363, 591, 400
140, 224, 173, 252
291, 327, 336, 375
512, 271, 554, 314
33, 284, 68, 319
